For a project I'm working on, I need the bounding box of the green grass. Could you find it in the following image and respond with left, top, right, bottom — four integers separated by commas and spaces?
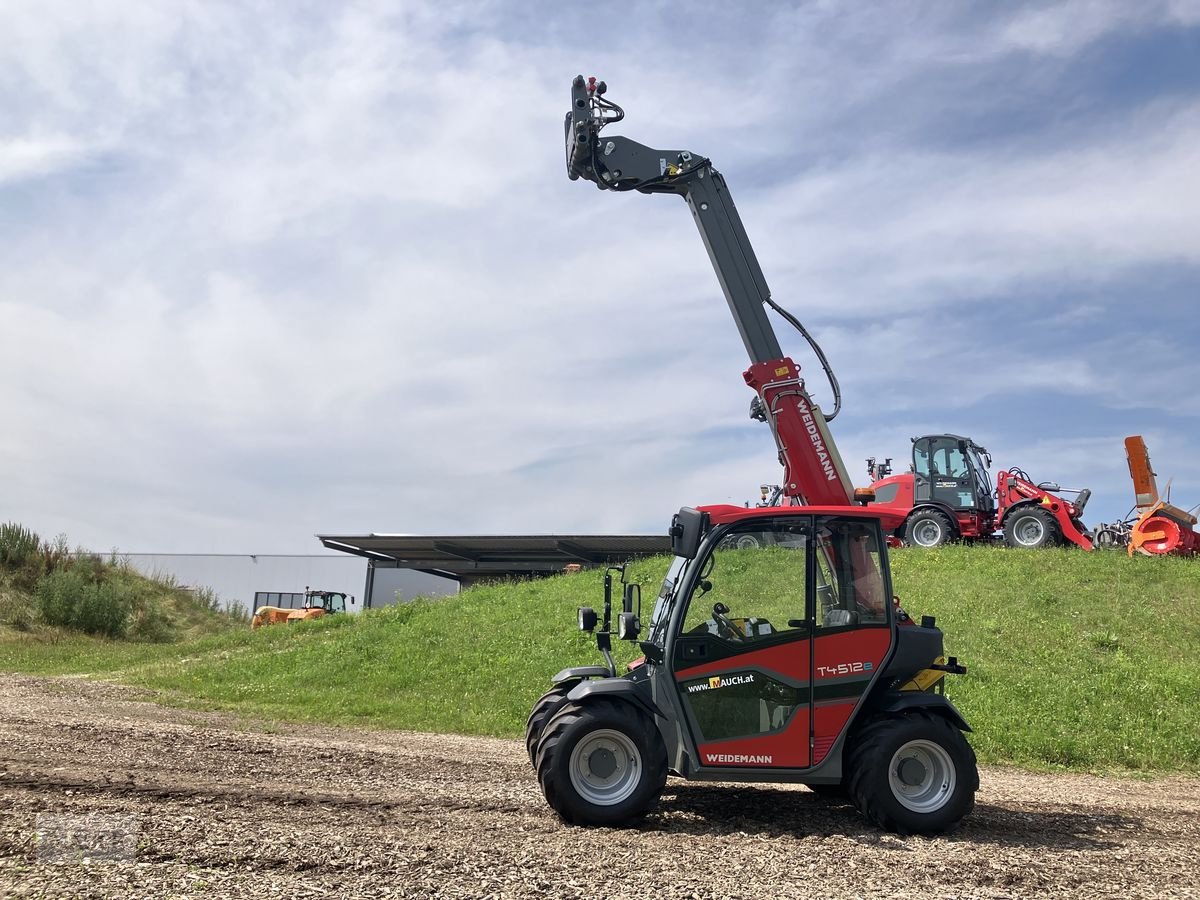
1, 546, 1197, 774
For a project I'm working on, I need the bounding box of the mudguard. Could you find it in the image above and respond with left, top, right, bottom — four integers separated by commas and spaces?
871, 692, 972, 732
552, 666, 611, 684
566, 677, 665, 721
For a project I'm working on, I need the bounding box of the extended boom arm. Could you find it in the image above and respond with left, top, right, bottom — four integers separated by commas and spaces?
566, 75, 854, 506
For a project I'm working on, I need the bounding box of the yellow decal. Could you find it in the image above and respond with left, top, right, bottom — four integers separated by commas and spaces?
900, 657, 947, 692
709, 676, 722, 689
774, 366, 789, 377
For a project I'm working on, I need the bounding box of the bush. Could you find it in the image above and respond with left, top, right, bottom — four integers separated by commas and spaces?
35, 568, 132, 638
0, 589, 35, 631
129, 600, 179, 643
0, 522, 43, 569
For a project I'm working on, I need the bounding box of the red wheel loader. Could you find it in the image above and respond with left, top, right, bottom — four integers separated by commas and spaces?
526, 77, 978, 836
865, 435, 1093, 550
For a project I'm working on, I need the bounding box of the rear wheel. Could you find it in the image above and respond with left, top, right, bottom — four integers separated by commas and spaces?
535, 698, 667, 826
526, 684, 575, 767
905, 509, 954, 548
847, 712, 977, 835
1003, 507, 1060, 549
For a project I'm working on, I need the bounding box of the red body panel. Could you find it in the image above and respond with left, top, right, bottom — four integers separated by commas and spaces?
675, 624, 892, 771
743, 358, 852, 508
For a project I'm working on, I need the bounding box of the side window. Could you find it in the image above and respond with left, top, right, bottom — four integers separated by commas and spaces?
914, 444, 931, 478
682, 520, 809, 641
873, 483, 900, 504
814, 517, 889, 629
928, 438, 967, 479
944, 446, 968, 478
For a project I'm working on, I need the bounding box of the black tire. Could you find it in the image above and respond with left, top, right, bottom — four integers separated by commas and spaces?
535, 698, 668, 826
718, 533, 762, 550
1003, 507, 1060, 549
526, 684, 575, 768
904, 509, 954, 548
847, 712, 978, 835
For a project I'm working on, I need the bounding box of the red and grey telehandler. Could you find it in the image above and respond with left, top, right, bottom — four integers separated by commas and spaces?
526, 77, 978, 836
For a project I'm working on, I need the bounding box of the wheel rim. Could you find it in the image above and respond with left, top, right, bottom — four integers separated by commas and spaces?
733, 534, 761, 550
888, 739, 956, 813
568, 729, 642, 806
1013, 515, 1045, 547
913, 520, 942, 547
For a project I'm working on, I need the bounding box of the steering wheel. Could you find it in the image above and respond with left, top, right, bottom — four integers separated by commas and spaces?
711, 602, 742, 642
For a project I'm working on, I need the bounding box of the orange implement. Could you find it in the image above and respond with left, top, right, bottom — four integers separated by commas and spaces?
1124, 436, 1198, 557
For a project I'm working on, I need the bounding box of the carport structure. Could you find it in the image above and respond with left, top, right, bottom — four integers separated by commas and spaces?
317, 533, 671, 605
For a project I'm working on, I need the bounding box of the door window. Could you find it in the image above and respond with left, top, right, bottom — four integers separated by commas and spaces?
677, 519, 810, 745
813, 517, 889, 629
682, 522, 809, 640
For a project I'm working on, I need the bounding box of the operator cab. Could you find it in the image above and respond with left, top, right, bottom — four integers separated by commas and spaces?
646, 505, 896, 771
912, 434, 994, 518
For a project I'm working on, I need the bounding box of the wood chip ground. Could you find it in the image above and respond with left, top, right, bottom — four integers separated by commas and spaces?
0, 674, 1195, 898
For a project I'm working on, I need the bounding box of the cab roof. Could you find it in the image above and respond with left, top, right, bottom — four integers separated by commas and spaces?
699, 503, 905, 529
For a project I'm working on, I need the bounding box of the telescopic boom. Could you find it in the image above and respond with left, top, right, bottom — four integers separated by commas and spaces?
566, 75, 854, 506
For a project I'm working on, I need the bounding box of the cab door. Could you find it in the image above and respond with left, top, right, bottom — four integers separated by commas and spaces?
809, 516, 894, 765
670, 517, 813, 770
916, 436, 977, 511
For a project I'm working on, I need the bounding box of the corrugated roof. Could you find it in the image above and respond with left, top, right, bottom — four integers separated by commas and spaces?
316, 533, 671, 580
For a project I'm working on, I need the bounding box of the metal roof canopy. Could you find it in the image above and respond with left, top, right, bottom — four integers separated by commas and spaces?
317, 533, 672, 583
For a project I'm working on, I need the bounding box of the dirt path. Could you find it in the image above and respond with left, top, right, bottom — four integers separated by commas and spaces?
0, 674, 1196, 899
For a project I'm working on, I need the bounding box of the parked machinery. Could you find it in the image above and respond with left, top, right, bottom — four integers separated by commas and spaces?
866, 434, 1093, 550
525, 76, 978, 837
250, 588, 354, 630
1124, 435, 1199, 557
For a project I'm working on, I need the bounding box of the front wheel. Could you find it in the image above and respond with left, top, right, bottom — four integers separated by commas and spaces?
535, 698, 667, 826
526, 684, 574, 767
847, 712, 978, 835
1003, 507, 1060, 549
905, 509, 954, 548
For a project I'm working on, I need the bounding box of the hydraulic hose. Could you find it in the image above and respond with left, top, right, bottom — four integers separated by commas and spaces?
764, 296, 842, 422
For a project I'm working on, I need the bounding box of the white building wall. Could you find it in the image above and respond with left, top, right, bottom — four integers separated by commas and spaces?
121, 554, 458, 611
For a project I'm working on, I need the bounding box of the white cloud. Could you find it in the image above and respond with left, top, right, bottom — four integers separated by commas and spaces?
0, 1, 1196, 552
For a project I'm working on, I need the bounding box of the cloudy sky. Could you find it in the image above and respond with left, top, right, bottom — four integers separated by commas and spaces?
2, 1, 1198, 553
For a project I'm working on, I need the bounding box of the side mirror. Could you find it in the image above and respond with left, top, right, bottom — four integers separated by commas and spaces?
617, 612, 640, 641
669, 507, 707, 559
622, 582, 641, 614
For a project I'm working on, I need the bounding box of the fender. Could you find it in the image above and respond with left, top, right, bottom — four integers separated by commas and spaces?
907, 502, 961, 535
870, 692, 972, 732
1003, 499, 1093, 550
567, 677, 665, 721
552, 666, 611, 684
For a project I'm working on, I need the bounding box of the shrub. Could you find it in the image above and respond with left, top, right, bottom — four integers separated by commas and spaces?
0, 589, 35, 631
0, 522, 43, 570
35, 568, 132, 638
129, 600, 179, 643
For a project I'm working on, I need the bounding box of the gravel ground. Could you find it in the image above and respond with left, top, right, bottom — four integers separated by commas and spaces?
0, 674, 1196, 899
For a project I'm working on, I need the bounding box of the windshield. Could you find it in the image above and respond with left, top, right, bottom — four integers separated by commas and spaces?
647, 556, 688, 642
968, 447, 993, 501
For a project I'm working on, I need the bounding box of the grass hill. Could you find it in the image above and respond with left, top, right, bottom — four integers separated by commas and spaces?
0, 522, 245, 645
1, 543, 1197, 774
